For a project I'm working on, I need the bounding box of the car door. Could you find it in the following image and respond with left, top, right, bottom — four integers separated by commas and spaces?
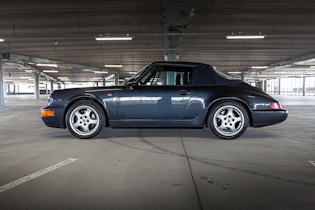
116, 65, 193, 122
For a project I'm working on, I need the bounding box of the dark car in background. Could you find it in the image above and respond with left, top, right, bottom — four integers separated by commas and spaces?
41, 62, 288, 139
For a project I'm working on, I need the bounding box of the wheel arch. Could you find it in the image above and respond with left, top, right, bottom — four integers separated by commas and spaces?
205, 97, 253, 127
64, 95, 109, 128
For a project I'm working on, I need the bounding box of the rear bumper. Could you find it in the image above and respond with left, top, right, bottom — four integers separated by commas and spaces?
251, 109, 288, 127
41, 106, 66, 128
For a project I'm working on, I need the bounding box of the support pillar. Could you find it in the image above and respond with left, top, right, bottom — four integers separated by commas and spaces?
241, 73, 245, 82
0, 54, 4, 106
164, 51, 178, 62
33, 72, 40, 99
50, 80, 54, 93
103, 79, 106, 87
261, 80, 265, 92
164, 51, 178, 85
114, 73, 119, 85
303, 76, 306, 96
45, 84, 47, 95
278, 78, 281, 95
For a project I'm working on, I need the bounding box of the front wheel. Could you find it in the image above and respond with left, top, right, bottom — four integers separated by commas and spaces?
66, 100, 105, 139
208, 101, 249, 139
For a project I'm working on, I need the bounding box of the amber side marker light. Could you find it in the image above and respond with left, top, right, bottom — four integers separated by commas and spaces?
41, 110, 55, 117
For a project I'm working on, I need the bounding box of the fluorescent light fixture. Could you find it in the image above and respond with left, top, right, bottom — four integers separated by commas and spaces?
43, 70, 59, 73
58, 77, 69, 81
251, 66, 268, 69
0, 38, 4, 42
36, 63, 58, 67
228, 71, 241, 74
82, 69, 92, 72
226, 35, 265, 39
96, 37, 132, 41
94, 71, 108, 74
274, 71, 288, 74
90, 77, 103, 80
104, 64, 123, 68
128, 72, 137, 75
20, 77, 32, 79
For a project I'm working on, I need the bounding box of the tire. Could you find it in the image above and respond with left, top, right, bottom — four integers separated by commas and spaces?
208, 101, 248, 139
66, 100, 105, 139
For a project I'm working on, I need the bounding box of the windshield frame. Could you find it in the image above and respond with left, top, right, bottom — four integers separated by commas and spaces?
125, 64, 152, 84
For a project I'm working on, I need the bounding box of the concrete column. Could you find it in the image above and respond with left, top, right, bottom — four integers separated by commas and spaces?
278, 78, 281, 95
45, 84, 48, 95
50, 80, 54, 93
114, 73, 119, 85
164, 51, 178, 62
241, 73, 245, 82
33, 72, 40, 99
7, 84, 11, 95
164, 51, 178, 85
303, 76, 306, 96
0, 54, 4, 106
103, 79, 106, 87
261, 80, 265, 92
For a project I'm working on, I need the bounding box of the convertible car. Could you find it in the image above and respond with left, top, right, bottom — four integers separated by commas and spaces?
41, 61, 288, 139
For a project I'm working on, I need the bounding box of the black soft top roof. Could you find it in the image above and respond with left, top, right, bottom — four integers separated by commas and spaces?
152, 61, 242, 86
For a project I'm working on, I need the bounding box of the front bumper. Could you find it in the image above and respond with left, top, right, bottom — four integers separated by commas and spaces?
41, 106, 66, 128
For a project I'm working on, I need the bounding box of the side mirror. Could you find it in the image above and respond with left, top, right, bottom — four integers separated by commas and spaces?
125, 80, 137, 89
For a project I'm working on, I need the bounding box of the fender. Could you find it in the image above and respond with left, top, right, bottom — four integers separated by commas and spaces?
205, 96, 253, 125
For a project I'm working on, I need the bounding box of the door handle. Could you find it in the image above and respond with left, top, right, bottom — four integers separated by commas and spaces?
178, 90, 190, 95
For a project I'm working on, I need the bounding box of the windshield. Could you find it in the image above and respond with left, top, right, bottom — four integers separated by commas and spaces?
126, 64, 151, 83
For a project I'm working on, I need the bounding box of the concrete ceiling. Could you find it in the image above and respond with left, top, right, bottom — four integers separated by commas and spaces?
1, 0, 315, 84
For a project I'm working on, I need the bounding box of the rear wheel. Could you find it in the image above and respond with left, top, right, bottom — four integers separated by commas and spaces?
66, 100, 105, 139
208, 101, 248, 139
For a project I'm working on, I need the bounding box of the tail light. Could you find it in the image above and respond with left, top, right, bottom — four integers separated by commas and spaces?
269, 102, 282, 110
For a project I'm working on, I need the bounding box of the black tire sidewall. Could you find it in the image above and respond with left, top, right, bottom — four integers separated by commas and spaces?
66, 100, 105, 139
208, 101, 249, 139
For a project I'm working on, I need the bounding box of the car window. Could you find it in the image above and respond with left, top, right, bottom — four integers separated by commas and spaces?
139, 66, 193, 86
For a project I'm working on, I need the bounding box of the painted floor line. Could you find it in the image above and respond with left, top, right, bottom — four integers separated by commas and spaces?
0, 158, 79, 194
308, 160, 315, 167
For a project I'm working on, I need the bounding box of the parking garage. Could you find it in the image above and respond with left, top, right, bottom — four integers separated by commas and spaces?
1, 1, 315, 210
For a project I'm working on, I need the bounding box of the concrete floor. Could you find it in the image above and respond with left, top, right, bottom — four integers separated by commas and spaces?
0, 95, 314, 210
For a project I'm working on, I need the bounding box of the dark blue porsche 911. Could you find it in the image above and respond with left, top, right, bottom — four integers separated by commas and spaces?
41, 61, 288, 139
